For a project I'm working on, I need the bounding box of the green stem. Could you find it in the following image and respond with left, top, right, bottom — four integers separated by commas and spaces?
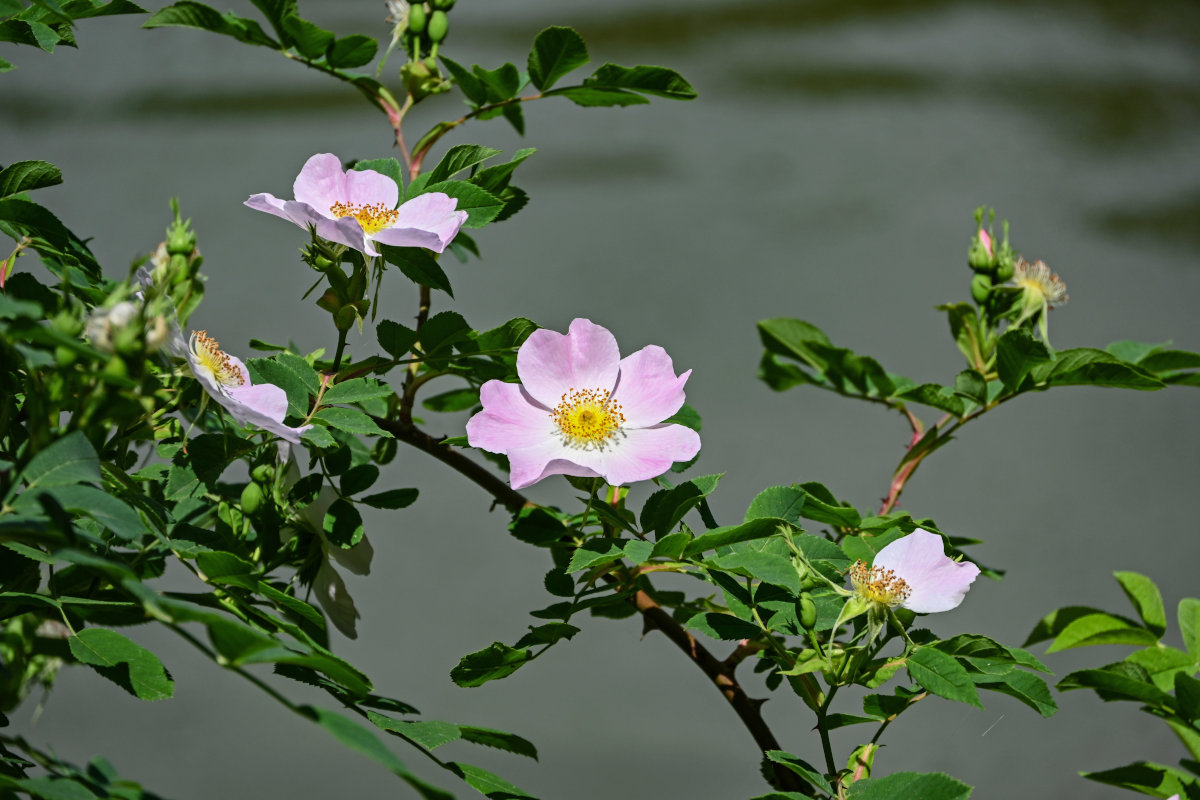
331, 328, 349, 374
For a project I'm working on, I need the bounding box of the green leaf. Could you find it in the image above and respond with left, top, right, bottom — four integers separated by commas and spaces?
18, 430, 99, 493
0, 160, 62, 198
953, 369, 987, 405
1181, 598, 1200, 660
685, 611, 762, 640
547, 86, 648, 107
302, 425, 337, 449
527, 25, 588, 90
584, 63, 697, 99
425, 144, 502, 186
195, 551, 257, 589
471, 148, 537, 194
1032, 347, 1164, 390
764, 751, 833, 795
421, 180, 503, 229
907, 647, 982, 708
640, 473, 722, 537
281, 14, 332, 59
894, 383, 964, 416
1126, 647, 1197, 693
758, 318, 896, 399
457, 726, 538, 760
846, 771, 972, 800
1114, 570, 1167, 635
276, 351, 321, 395
1057, 663, 1174, 706
1081, 761, 1200, 797
795, 481, 862, 529
326, 34, 377, 68
440, 55, 486, 104
744, 486, 806, 527
451, 642, 533, 687
69, 628, 174, 701
995, 328, 1051, 392
566, 538, 625, 572
709, 550, 800, 595
323, 498, 364, 548
1046, 611, 1161, 652
684, 517, 780, 556
362, 488, 418, 510
323, 377, 393, 406
7, 776, 100, 800
369, 716, 461, 751
247, 357, 310, 416
339, 464, 380, 496
379, 244, 454, 296
449, 762, 536, 799
314, 406, 390, 437
472, 61, 522, 102
650, 531, 690, 560
513, 622, 580, 649
298, 706, 453, 799
980, 670, 1057, 718
377, 319, 418, 359
18, 484, 146, 541
246, 0, 296, 40
142, 1, 278, 47
1176, 672, 1200, 724
418, 310, 471, 357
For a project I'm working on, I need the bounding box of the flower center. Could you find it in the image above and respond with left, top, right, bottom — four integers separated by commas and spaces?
550, 387, 625, 449
849, 560, 911, 608
189, 330, 244, 389
1013, 257, 1068, 307
329, 201, 400, 235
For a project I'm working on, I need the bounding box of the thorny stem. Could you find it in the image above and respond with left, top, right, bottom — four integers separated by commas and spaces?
372, 415, 807, 793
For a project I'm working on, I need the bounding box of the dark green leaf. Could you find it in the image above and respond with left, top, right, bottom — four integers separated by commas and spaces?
995, 328, 1051, 392
894, 383, 964, 416
1081, 761, 1200, 797
980, 670, 1057, 718
418, 310, 470, 356
327, 34, 377, 69
457, 726, 538, 760
1032, 348, 1163, 390
684, 517, 780, 556
471, 148, 537, 194
369, 716, 460, 751
1181, 598, 1200, 660
18, 430, 98, 492
422, 387, 478, 413
1046, 611, 1161, 652
527, 25, 588, 90
1057, 663, 1173, 706
143, 1, 278, 47
362, 488, 418, 510
685, 611, 761, 640
764, 751, 833, 795
471, 61, 522, 102
640, 474, 721, 537
247, 357, 310, 416
846, 771, 972, 800
314, 407, 389, 437
0, 160, 62, 198
953, 369, 987, 405
744, 486, 806, 527
566, 538, 625, 572
377, 319, 418, 359
322, 498, 364, 548
907, 647, 982, 708
547, 86, 648, 107
513, 622, 580, 649
281, 14, 332, 59
451, 642, 533, 687
449, 762, 536, 799
1114, 570, 1167, 635
584, 63, 697, 99
441, 56, 486, 104
69, 628, 173, 701
425, 144, 502, 186
323, 377, 393, 406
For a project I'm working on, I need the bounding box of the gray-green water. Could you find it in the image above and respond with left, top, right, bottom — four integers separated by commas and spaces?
3, 1, 1200, 797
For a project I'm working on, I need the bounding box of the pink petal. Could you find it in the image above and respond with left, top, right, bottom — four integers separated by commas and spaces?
517, 319, 621, 408
589, 424, 701, 486
612, 345, 690, 427
506, 438, 601, 490
244, 192, 292, 221
466, 381, 552, 454
227, 383, 288, 423
372, 192, 467, 253
343, 167, 398, 210
293, 153, 347, 211
874, 529, 980, 613
979, 227, 993, 258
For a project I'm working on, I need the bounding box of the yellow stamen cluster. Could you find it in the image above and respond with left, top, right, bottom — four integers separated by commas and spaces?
550, 387, 626, 450
1013, 257, 1068, 307
850, 560, 911, 608
329, 201, 399, 235
189, 330, 244, 389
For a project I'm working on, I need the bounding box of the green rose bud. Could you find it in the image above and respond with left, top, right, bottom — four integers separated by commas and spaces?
970, 272, 992, 304
798, 594, 817, 629
428, 10, 448, 43
407, 3, 426, 34
240, 482, 265, 515
994, 253, 1015, 282
334, 305, 358, 332
431, 0, 454, 8
250, 464, 274, 484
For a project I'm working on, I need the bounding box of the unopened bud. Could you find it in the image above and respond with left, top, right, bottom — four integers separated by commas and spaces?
240, 482, 265, 515
428, 9, 448, 43
798, 595, 817, 630
334, 305, 358, 332
407, 3, 426, 34
970, 273, 992, 304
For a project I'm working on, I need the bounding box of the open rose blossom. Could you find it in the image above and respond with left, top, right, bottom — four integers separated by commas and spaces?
849, 528, 980, 613
188, 330, 311, 444
245, 153, 467, 256
466, 318, 701, 490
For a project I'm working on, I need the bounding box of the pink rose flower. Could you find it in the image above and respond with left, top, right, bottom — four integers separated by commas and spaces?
849, 528, 980, 613
187, 330, 312, 444
466, 318, 701, 490
245, 153, 467, 256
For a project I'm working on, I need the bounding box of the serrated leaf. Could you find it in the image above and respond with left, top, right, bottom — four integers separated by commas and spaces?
584, 63, 696, 99
370, 716, 461, 751
362, 488, 418, 510
314, 406, 389, 437
421, 180, 503, 229
1114, 570, 1167, 635
449, 762, 536, 799
326, 33, 377, 69
764, 751, 833, 795
684, 517, 780, 556
377, 319, 418, 359
907, 647, 982, 708
547, 86, 648, 107
18, 430, 98, 492
980, 670, 1057, 718
458, 726, 538, 760
281, 14, 332, 59
451, 642, 533, 687
995, 328, 1051, 391
425, 144, 502, 186
1081, 760, 1200, 797
846, 771, 972, 800
744, 486, 806, 527
1181, 598, 1200, 660
1057, 663, 1174, 705
527, 25, 588, 91
1033, 348, 1164, 390
566, 538, 624, 572
142, 1, 278, 47
685, 611, 761, 640
379, 244, 454, 296
323, 378, 393, 406
422, 387, 479, 413
0, 160, 62, 198
69, 628, 174, 701
1046, 611, 1161, 652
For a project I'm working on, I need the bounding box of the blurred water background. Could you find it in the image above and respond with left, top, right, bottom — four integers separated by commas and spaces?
3, 0, 1200, 797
